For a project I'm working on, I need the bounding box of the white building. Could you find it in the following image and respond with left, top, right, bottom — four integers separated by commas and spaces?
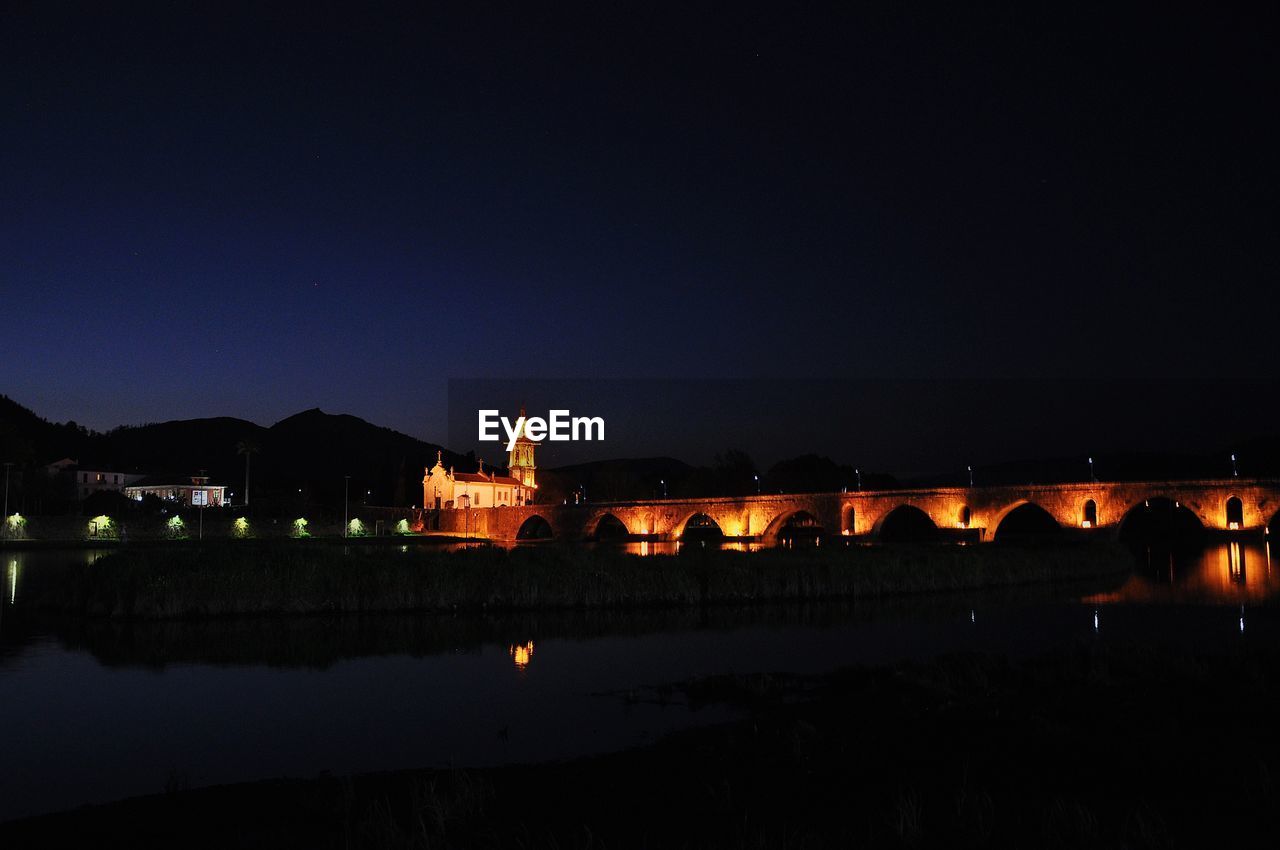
45, 458, 146, 501
125, 474, 226, 507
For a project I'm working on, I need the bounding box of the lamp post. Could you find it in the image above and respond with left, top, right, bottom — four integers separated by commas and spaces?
968, 466, 974, 488
754, 474, 760, 495
856, 468, 861, 491
1088, 456, 1095, 482
2, 462, 11, 524
343, 476, 350, 538
660, 479, 667, 498
462, 494, 471, 542
1231, 453, 1239, 477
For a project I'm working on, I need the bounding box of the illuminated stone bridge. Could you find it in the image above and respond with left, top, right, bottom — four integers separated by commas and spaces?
434, 478, 1280, 543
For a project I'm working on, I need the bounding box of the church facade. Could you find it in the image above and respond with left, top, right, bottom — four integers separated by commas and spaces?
423, 411, 538, 508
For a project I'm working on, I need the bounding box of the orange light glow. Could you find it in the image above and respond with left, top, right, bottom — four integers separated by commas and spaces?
509, 640, 534, 669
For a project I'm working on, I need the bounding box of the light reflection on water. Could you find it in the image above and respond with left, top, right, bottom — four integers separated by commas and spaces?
0, 539, 1277, 821
1083, 540, 1280, 605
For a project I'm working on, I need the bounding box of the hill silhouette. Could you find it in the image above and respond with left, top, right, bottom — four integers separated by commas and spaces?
2, 393, 1277, 515
0, 395, 471, 515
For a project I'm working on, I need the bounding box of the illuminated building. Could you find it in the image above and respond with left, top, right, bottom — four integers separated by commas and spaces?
124, 473, 226, 507
423, 406, 538, 509
422, 445, 537, 510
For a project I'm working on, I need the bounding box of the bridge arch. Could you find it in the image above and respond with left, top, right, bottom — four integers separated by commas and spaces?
1117, 497, 1205, 541
761, 509, 827, 545
1225, 496, 1244, 528
589, 512, 630, 540
874, 504, 938, 542
675, 512, 725, 541
1082, 499, 1098, 528
841, 505, 856, 535
992, 501, 1060, 541
586, 512, 632, 537
516, 514, 554, 540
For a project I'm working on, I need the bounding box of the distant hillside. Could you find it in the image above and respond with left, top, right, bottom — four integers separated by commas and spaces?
0, 394, 100, 466
0, 395, 472, 515
3, 393, 1277, 515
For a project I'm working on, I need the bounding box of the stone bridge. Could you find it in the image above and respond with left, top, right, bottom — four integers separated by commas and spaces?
434, 479, 1280, 544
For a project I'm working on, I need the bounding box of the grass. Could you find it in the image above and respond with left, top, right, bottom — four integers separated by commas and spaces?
15, 540, 1133, 619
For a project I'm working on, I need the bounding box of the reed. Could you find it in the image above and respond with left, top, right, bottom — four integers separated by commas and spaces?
17, 540, 1133, 619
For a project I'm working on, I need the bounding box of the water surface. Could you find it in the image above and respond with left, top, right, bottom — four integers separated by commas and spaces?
0, 540, 1275, 821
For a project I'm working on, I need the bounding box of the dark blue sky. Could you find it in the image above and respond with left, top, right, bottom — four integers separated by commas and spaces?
2, 2, 1276, 448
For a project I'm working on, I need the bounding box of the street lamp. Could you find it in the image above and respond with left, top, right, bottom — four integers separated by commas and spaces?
343, 476, 350, 538
754, 474, 760, 495
660, 479, 667, 498
2, 462, 11, 523
968, 466, 974, 488
1231, 453, 1239, 477
1088, 456, 1095, 482
855, 468, 861, 491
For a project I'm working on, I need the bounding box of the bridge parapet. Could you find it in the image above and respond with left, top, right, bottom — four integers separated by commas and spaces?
433, 479, 1280, 543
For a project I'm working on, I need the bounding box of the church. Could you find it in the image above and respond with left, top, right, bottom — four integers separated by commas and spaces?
422, 410, 538, 509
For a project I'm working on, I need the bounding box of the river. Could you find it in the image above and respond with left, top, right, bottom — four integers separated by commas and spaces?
0, 539, 1276, 821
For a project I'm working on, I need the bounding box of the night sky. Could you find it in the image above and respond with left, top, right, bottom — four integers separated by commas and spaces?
2, 3, 1277, 457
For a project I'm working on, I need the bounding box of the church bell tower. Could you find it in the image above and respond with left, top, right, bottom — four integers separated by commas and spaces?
508, 405, 538, 489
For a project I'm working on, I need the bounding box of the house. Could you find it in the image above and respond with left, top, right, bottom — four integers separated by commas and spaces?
45, 458, 147, 501
125, 473, 227, 507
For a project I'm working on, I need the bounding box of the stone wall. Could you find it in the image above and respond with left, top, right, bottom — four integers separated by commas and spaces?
434, 478, 1280, 542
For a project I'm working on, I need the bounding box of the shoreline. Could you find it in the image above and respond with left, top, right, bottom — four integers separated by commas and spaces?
13, 540, 1135, 620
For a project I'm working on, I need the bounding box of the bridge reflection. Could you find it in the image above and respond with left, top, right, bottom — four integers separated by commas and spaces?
1084, 540, 1279, 605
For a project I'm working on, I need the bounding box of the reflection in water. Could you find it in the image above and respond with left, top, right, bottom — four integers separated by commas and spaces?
586, 540, 765, 556
1228, 541, 1244, 584
1083, 541, 1280, 605
509, 640, 534, 670
3, 537, 1278, 823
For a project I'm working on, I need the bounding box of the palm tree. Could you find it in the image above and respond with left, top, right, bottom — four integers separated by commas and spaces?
236, 439, 260, 507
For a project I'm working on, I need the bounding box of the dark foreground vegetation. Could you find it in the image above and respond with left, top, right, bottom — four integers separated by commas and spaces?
18, 541, 1132, 618
6, 641, 1279, 848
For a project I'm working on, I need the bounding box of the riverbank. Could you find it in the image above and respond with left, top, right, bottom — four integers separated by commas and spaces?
14, 540, 1133, 619
5, 640, 1278, 847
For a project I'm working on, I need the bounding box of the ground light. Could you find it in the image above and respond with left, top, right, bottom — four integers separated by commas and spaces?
87, 515, 115, 539
232, 517, 251, 538
292, 518, 310, 538
3, 513, 26, 539
165, 516, 186, 539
